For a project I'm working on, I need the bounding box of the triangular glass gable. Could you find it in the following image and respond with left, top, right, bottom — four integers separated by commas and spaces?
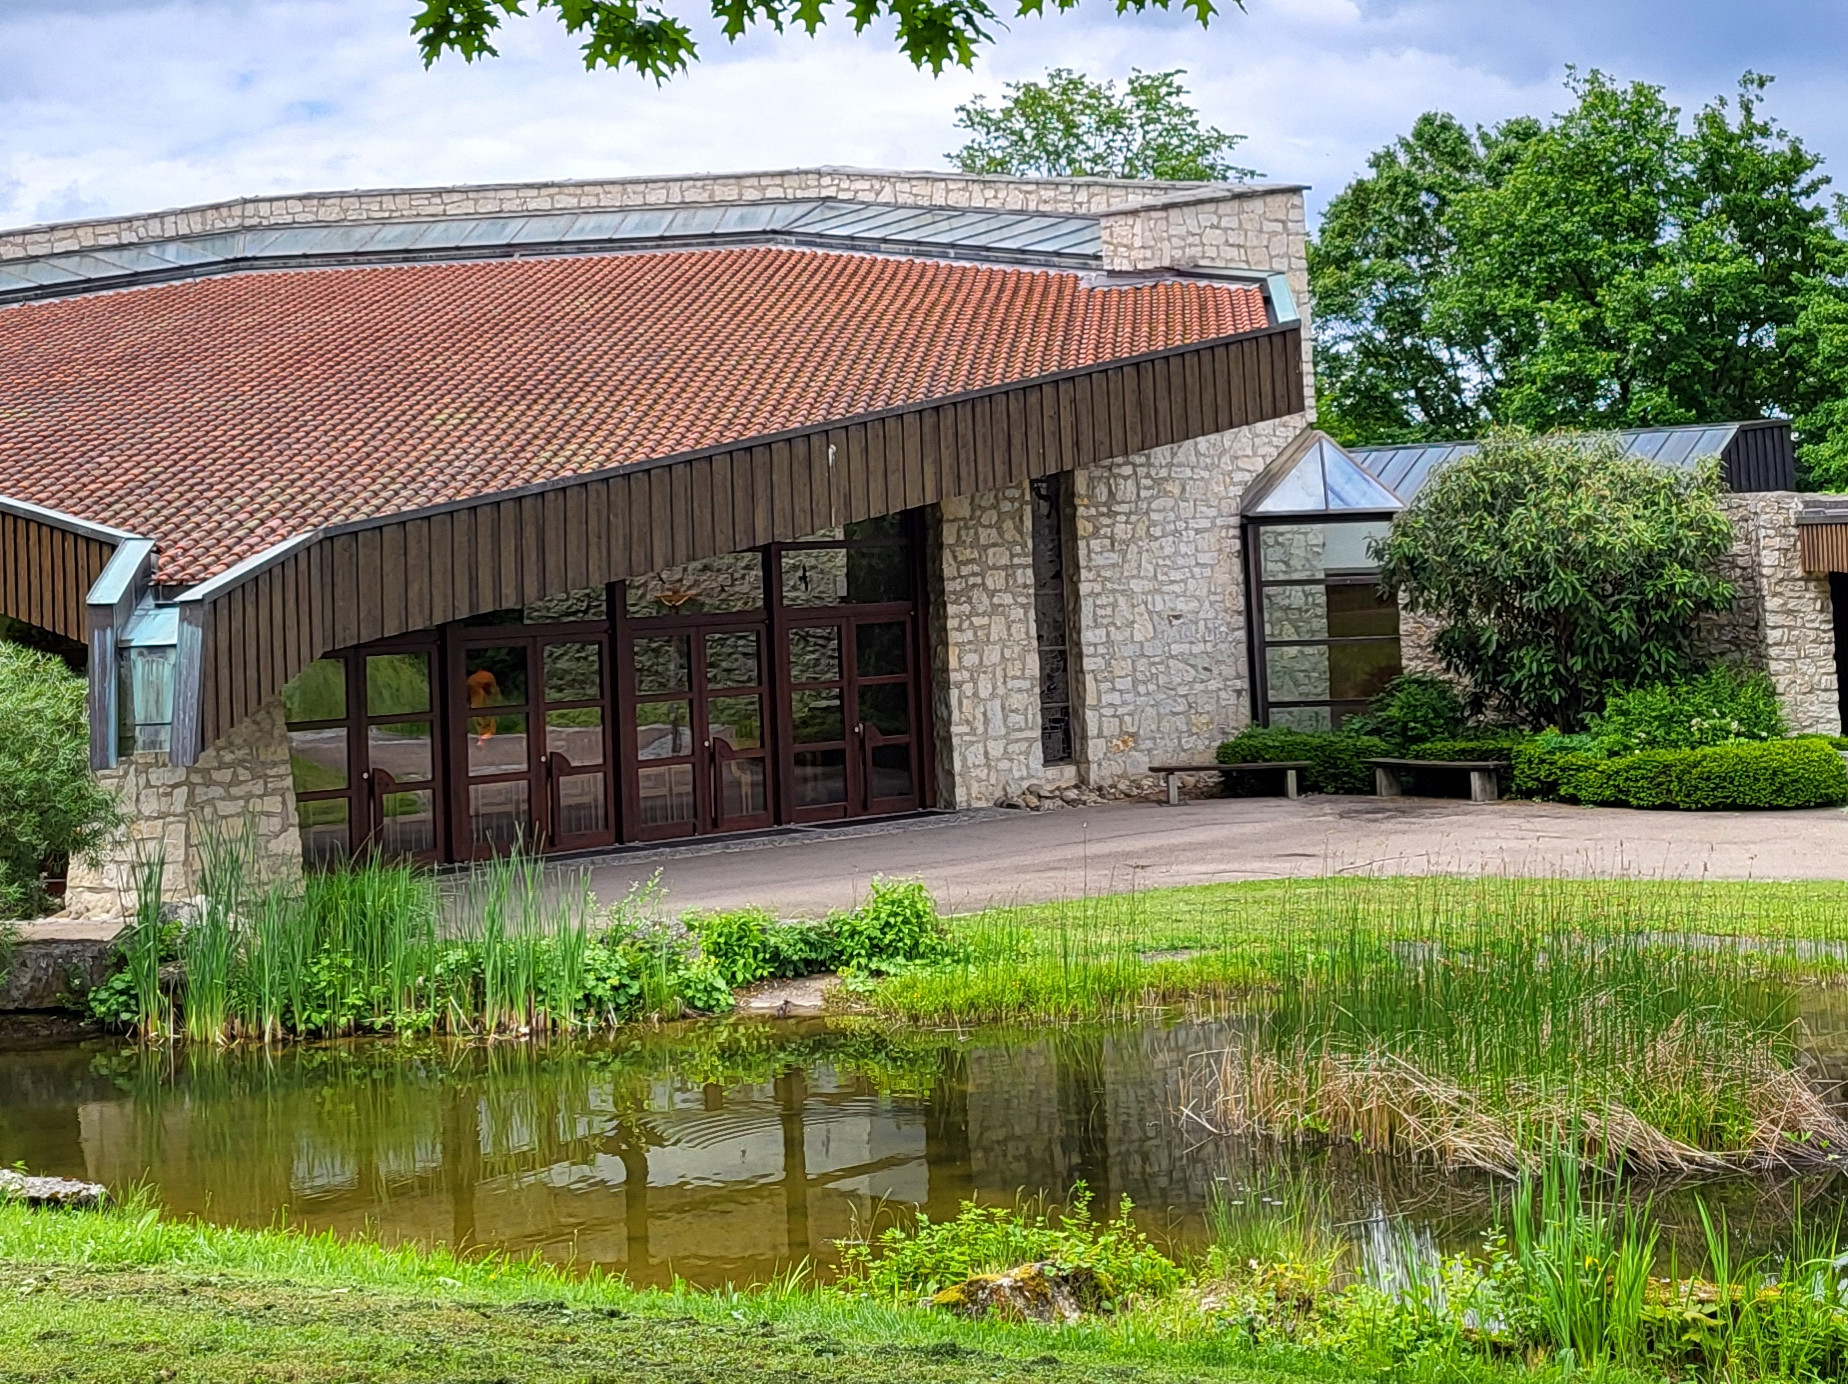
1249, 436, 1401, 514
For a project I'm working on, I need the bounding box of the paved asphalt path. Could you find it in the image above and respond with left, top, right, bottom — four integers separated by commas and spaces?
574, 795, 1848, 919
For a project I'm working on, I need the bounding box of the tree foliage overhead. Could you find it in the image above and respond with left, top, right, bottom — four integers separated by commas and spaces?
1373, 433, 1737, 732
411, 0, 1225, 82
1310, 71, 1848, 479
0, 641, 122, 918
948, 68, 1254, 181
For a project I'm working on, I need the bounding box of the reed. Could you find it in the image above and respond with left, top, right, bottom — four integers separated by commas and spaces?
1186, 915, 1846, 1176
124, 849, 170, 1040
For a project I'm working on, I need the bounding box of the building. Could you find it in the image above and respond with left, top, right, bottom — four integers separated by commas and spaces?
0, 168, 1835, 913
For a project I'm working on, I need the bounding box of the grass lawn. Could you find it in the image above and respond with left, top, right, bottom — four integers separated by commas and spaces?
868, 874, 1848, 1025
0, 1202, 1312, 1384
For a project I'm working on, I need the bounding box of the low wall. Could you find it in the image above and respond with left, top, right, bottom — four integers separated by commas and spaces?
62, 698, 303, 919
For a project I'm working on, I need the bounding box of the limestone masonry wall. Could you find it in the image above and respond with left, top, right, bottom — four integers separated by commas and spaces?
932, 483, 1046, 807
63, 698, 303, 918
0, 169, 1303, 263
1699, 492, 1840, 735
1072, 413, 1310, 779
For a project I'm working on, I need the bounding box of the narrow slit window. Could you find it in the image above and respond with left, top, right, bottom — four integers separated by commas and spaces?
1030, 475, 1076, 767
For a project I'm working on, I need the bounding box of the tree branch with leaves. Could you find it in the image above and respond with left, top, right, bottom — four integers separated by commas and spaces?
412, 0, 1231, 82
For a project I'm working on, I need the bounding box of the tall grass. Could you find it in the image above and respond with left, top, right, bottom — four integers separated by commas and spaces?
1191, 914, 1845, 1175
117, 834, 687, 1044
124, 849, 171, 1040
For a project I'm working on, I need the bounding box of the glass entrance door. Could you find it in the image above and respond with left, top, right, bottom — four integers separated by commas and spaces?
781, 615, 919, 822
624, 624, 773, 841
454, 630, 615, 857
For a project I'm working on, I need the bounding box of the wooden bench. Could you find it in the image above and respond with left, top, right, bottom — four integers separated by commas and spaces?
1150, 761, 1309, 806
1367, 757, 1504, 803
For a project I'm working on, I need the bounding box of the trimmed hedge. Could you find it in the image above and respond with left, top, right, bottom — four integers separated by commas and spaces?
1400, 733, 1529, 764
1558, 738, 1848, 811
1216, 727, 1388, 796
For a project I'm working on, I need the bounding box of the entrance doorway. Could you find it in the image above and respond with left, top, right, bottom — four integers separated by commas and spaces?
783, 614, 921, 822
622, 623, 775, 842
450, 626, 616, 858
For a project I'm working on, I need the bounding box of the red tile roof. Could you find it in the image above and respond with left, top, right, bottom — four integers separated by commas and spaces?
0, 245, 1268, 584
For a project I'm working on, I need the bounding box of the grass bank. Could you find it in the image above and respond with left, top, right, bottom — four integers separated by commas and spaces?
6, 1155, 1848, 1384
0, 1197, 1315, 1384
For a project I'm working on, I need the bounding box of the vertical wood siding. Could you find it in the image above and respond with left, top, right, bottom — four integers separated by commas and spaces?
0, 513, 117, 645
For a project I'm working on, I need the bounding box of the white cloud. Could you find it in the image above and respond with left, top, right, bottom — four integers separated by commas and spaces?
0, 0, 1841, 231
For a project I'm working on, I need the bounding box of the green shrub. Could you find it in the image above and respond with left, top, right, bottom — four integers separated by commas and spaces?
1373, 432, 1737, 730
0, 641, 123, 917
690, 907, 778, 986
690, 907, 841, 985
835, 1186, 1182, 1304
1215, 727, 1389, 796
1342, 674, 1466, 749
1401, 732, 1530, 763
833, 876, 948, 974
1589, 666, 1787, 751
1559, 738, 1848, 810
1510, 731, 1608, 799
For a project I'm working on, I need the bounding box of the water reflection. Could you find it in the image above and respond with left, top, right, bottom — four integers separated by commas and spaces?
1, 1015, 1845, 1287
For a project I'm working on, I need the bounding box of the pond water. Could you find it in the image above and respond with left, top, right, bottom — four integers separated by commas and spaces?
4, 1010, 1848, 1287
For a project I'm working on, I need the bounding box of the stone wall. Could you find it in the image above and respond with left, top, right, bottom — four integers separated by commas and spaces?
63, 698, 303, 918
0, 168, 1304, 263
931, 483, 1046, 806
1071, 413, 1310, 779
1698, 492, 1840, 735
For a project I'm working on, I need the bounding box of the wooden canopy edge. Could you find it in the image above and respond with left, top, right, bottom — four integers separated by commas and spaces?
0, 499, 135, 646
1798, 518, 1848, 575
160, 322, 1302, 758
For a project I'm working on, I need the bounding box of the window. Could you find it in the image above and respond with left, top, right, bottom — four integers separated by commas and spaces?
1250, 519, 1402, 729
1030, 475, 1077, 766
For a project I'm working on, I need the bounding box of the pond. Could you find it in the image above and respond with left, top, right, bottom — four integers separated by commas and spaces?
4, 1009, 1848, 1288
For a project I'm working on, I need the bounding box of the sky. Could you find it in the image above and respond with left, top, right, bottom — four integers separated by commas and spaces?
1, 0, 1845, 234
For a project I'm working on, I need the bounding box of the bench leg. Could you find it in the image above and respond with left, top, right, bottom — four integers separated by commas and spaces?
1284, 768, 1300, 800
1375, 766, 1401, 798
1164, 771, 1181, 807
1470, 769, 1500, 803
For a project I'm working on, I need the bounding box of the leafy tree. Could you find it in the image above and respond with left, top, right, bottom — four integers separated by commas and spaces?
411, 0, 1226, 82
948, 68, 1254, 181
0, 641, 122, 917
1373, 433, 1737, 731
1310, 71, 1848, 463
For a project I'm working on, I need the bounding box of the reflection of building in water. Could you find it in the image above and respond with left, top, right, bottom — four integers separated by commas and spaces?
0, 1026, 1246, 1287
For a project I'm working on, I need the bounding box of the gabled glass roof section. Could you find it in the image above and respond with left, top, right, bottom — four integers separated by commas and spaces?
0, 199, 1107, 305
1245, 433, 1402, 515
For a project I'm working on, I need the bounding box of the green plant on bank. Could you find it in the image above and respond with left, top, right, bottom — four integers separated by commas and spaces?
689, 906, 835, 986
837, 1184, 1183, 1306
689, 877, 950, 990
1200, 913, 1843, 1175
0, 639, 124, 918
833, 876, 951, 973
87, 836, 952, 1042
